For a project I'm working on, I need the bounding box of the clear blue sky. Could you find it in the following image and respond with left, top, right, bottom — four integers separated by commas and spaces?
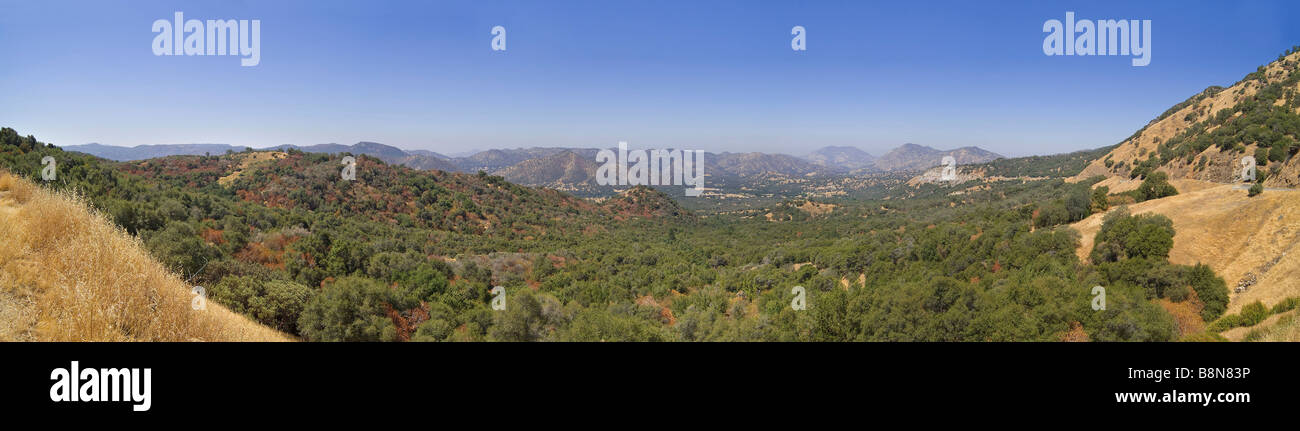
2, 0, 1298, 157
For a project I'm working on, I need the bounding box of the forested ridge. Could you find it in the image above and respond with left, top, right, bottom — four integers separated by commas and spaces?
1, 126, 1230, 341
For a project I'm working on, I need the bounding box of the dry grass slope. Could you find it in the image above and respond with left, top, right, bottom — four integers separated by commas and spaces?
1070, 182, 1300, 319
1071, 51, 1300, 186
0, 171, 289, 341
1250, 310, 1300, 342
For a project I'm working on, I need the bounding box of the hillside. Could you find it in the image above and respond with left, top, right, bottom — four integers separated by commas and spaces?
873, 144, 1003, 172
600, 186, 693, 219
804, 146, 875, 171
454, 148, 586, 173
2, 126, 1229, 342
66, 141, 467, 173
0, 171, 288, 341
1070, 182, 1300, 316
63, 143, 250, 160
708, 152, 833, 177
1073, 47, 1300, 187
494, 150, 599, 188
392, 153, 462, 172
120, 150, 608, 235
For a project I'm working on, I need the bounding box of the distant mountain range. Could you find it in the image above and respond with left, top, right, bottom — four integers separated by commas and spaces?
872, 143, 1003, 172
62, 141, 465, 173
804, 146, 877, 171
494, 150, 599, 187
61, 141, 1002, 188
64, 143, 252, 161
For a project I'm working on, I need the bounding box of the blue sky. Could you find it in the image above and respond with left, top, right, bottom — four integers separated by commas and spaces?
1, 0, 1298, 157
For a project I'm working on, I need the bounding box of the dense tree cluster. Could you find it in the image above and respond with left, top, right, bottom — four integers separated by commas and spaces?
1089, 207, 1229, 321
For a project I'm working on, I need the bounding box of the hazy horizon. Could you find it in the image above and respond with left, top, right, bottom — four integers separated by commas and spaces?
4, 0, 1299, 158
63, 140, 1030, 162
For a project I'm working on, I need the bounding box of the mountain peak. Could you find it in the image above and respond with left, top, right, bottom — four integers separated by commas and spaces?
874, 144, 1003, 171
804, 146, 876, 171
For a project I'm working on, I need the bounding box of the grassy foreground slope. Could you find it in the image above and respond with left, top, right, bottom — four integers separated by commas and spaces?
0, 171, 288, 341
1061, 47, 1300, 341
1069, 181, 1300, 341
1072, 182, 1300, 314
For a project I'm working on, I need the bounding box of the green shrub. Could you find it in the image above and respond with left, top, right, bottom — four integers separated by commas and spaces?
411, 302, 459, 342
1034, 202, 1070, 228
1135, 171, 1178, 202
1241, 300, 1270, 326
1090, 186, 1110, 212
1181, 331, 1228, 342
1254, 147, 1271, 166
1186, 264, 1229, 321
1248, 183, 1263, 197
1165, 284, 1190, 302
210, 276, 315, 334
1270, 297, 1300, 314
1090, 207, 1176, 263
1207, 314, 1245, 332
143, 222, 219, 279
298, 276, 396, 341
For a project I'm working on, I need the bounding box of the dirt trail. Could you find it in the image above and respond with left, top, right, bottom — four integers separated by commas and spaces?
1070, 182, 1300, 314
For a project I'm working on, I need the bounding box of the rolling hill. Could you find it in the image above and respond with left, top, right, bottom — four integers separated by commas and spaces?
803, 146, 876, 171
65, 141, 465, 173
0, 170, 288, 341
1069, 181, 1300, 319
494, 150, 599, 187
1061, 48, 1300, 341
707, 151, 834, 177
63, 143, 251, 160
1072, 47, 1300, 188
873, 143, 1003, 172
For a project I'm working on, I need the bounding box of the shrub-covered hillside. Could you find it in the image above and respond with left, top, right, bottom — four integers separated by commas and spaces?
1, 127, 1229, 341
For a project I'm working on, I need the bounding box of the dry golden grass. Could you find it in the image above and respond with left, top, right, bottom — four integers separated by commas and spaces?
0, 171, 289, 341
1071, 51, 1300, 187
1089, 177, 1220, 196
1251, 310, 1300, 342
1070, 183, 1300, 316
1221, 309, 1296, 341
